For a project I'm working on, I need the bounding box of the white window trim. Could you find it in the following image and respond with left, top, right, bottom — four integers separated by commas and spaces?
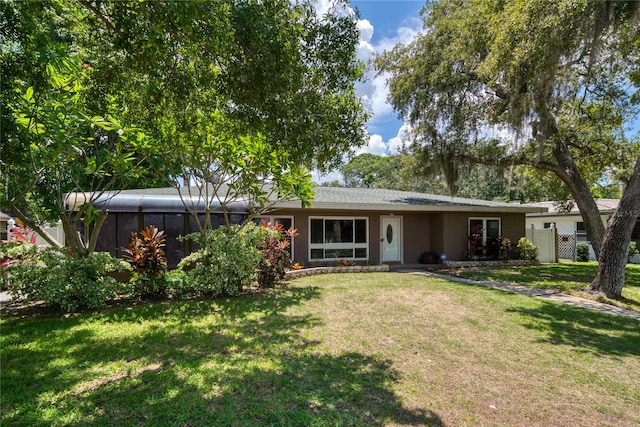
254, 215, 295, 260
308, 216, 369, 261
468, 217, 501, 246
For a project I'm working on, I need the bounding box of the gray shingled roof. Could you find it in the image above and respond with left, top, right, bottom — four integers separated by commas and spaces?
66, 185, 545, 213
274, 186, 544, 213
525, 199, 619, 215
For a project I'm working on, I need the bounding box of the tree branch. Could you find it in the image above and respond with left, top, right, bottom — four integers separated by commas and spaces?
78, 1, 117, 34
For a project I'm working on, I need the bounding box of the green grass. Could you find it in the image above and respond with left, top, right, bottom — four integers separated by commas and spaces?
2, 272, 640, 426
443, 261, 640, 312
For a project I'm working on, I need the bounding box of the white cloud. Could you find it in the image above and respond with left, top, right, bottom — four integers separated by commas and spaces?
357, 19, 374, 43
355, 134, 387, 156
315, 1, 422, 138
355, 16, 422, 133
387, 124, 411, 154
311, 169, 344, 185
310, 2, 422, 184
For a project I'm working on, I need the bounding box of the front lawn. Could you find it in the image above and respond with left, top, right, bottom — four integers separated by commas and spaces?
2, 273, 639, 426
442, 261, 640, 312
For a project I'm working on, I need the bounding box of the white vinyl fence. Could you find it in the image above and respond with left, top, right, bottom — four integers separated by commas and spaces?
526, 225, 557, 263
4, 218, 65, 247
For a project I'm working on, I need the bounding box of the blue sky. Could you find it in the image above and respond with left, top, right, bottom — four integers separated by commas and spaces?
352, 0, 424, 143
313, 1, 425, 182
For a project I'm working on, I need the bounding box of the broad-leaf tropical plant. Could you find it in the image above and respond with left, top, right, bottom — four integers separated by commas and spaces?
6, 55, 150, 256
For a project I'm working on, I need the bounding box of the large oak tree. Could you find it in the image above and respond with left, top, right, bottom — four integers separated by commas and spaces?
376, 0, 639, 298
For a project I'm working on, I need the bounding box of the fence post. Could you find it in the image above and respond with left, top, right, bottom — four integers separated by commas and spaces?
57, 220, 65, 246
551, 222, 560, 264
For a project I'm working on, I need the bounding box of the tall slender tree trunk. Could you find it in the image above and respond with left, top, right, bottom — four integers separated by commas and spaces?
551, 140, 606, 258
587, 153, 640, 299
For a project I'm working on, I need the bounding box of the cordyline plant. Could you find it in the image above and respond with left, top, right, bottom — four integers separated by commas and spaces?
122, 225, 167, 278
466, 223, 484, 259
122, 225, 168, 298
256, 220, 298, 288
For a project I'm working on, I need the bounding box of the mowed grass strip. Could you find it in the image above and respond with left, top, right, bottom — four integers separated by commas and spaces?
1, 272, 639, 426
443, 261, 640, 312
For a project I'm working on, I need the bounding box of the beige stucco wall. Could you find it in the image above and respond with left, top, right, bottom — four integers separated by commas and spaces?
439, 212, 527, 260
274, 208, 526, 265
274, 209, 382, 266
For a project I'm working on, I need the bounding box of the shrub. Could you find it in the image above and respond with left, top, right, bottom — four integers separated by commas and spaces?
485, 237, 513, 260
163, 269, 188, 298
178, 224, 262, 297
255, 221, 297, 288
6, 249, 130, 312
629, 241, 639, 261
1, 219, 39, 274
1, 241, 39, 267
516, 237, 538, 260
498, 237, 513, 260
122, 225, 168, 298
2, 220, 41, 289
466, 223, 484, 258
418, 251, 439, 264
575, 242, 590, 262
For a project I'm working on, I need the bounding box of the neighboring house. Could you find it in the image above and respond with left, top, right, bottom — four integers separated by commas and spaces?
0, 211, 11, 241
525, 199, 640, 260
0, 212, 66, 247
66, 186, 543, 267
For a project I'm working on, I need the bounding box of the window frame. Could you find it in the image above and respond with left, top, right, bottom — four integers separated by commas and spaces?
468, 217, 502, 247
308, 216, 369, 261
576, 221, 588, 242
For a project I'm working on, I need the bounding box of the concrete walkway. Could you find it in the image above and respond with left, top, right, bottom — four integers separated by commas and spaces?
405, 270, 640, 321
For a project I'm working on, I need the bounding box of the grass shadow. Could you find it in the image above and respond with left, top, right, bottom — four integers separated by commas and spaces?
1, 284, 444, 426
505, 300, 640, 357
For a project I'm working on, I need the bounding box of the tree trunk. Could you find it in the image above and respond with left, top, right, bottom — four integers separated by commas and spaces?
536, 104, 606, 258
587, 153, 640, 299
550, 140, 606, 258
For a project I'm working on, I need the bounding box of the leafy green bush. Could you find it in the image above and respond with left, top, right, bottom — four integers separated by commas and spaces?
575, 242, 590, 262
255, 221, 297, 288
1, 242, 40, 290
516, 237, 538, 260
6, 249, 130, 312
178, 225, 262, 297
122, 225, 168, 298
629, 241, 639, 260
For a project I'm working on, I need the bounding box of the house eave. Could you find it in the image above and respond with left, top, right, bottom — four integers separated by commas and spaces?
272, 201, 543, 213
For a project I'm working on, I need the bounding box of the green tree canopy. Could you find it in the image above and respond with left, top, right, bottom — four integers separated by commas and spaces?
1, 0, 368, 250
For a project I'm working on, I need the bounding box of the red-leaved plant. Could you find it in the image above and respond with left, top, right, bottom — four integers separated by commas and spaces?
465, 223, 484, 259
122, 225, 168, 297
1, 218, 38, 271
256, 220, 298, 288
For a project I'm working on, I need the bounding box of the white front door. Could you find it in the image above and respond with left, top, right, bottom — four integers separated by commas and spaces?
381, 217, 402, 262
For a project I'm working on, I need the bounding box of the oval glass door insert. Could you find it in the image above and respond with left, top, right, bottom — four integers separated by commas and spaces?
386, 223, 393, 243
